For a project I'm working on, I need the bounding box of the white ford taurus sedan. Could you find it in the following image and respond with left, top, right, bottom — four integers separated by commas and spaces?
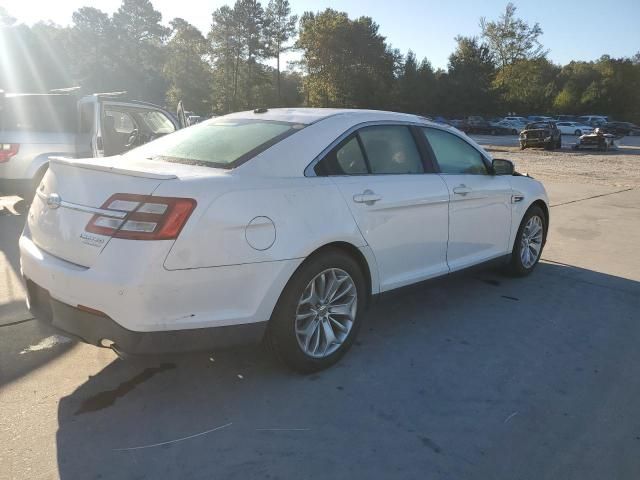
20, 108, 549, 372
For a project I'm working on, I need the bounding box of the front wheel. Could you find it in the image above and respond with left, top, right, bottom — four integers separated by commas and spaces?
508, 206, 546, 276
268, 249, 366, 373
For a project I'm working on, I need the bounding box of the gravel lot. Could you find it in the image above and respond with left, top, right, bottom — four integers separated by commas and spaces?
472, 134, 640, 188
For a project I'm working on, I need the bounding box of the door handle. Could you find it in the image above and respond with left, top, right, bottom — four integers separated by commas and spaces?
452, 184, 471, 196
353, 190, 382, 205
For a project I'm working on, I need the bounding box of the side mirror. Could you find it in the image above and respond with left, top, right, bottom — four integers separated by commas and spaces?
492, 158, 514, 175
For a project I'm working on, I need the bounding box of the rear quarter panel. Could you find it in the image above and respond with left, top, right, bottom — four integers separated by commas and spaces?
160, 176, 366, 270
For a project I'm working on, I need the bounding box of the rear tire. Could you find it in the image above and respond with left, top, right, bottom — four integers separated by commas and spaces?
267, 249, 366, 373
508, 205, 546, 276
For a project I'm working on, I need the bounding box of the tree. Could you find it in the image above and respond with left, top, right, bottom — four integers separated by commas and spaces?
110, 0, 170, 102
297, 9, 396, 108
234, 0, 267, 108
164, 18, 212, 114
494, 58, 559, 113
209, 5, 241, 112
480, 3, 547, 70
0, 6, 16, 27
264, 0, 297, 104
69, 7, 117, 92
446, 36, 496, 115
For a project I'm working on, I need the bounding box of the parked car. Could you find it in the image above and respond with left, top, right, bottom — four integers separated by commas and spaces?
600, 121, 640, 138
495, 119, 527, 135
462, 116, 512, 135
0, 90, 183, 199
519, 121, 562, 150
555, 121, 594, 136
504, 116, 529, 124
20, 108, 549, 372
578, 115, 609, 127
554, 115, 579, 122
573, 128, 616, 151
527, 115, 554, 122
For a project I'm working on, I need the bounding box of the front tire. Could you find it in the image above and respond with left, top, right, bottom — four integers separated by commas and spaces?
508, 205, 546, 276
268, 249, 366, 373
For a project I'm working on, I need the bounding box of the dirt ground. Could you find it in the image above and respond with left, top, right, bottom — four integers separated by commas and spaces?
478, 137, 640, 188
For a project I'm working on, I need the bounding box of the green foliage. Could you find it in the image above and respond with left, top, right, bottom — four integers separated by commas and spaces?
297, 9, 396, 108
480, 2, 547, 69
445, 36, 497, 115
1, 1, 639, 122
164, 19, 212, 113
264, 0, 298, 104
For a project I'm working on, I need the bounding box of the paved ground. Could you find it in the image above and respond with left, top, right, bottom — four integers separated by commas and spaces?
1, 154, 640, 479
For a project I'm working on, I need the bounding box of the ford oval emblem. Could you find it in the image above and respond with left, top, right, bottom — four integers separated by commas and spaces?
46, 193, 62, 210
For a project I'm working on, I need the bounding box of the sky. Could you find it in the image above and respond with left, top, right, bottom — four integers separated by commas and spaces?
2, 0, 639, 70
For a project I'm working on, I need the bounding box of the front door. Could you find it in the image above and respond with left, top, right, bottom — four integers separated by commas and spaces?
421, 127, 512, 271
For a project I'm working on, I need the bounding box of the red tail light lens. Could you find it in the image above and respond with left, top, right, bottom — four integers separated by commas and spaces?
0, 144, 19, 163
85, 193, 196, 240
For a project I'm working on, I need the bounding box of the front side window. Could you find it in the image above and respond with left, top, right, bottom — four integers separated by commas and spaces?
358, 125, 423, 174
422, 128, 487, 175
124, 119, 300, 169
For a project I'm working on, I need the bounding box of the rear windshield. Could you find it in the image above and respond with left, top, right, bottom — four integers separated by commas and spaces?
125, 118, 302, 169
0, 95, 78, 133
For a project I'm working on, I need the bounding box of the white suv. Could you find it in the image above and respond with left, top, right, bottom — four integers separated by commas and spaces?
0, 91, 181, 199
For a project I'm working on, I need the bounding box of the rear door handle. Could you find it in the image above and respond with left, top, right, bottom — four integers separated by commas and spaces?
353, 190, 382, 205
452, 185, 471, 196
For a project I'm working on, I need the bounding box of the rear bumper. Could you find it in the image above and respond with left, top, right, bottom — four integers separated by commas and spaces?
25, 279, 267, 354
19, 233, 302, 334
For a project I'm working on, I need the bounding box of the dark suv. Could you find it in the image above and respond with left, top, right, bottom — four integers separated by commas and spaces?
519, 121, 562, 150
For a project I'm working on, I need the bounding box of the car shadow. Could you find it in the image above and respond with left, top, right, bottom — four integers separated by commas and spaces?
54, 262, 640, 480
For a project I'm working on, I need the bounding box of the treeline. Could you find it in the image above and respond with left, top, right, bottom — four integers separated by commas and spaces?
1, 1, 639, 121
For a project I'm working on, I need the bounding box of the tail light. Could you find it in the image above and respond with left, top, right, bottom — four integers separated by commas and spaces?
85, 193, 196, 240
0, 144, 19, 163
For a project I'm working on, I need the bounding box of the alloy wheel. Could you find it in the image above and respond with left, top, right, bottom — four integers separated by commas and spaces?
520, 215, 544, 268
295, 268, 357, 358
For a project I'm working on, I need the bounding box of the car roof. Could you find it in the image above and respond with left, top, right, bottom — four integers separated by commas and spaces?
221, 108, 430, 126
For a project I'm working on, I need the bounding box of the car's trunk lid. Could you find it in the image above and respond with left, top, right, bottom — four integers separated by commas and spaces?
27, 157, 179, 267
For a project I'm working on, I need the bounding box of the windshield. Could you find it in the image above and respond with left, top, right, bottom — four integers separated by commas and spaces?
124, 118, 301, 169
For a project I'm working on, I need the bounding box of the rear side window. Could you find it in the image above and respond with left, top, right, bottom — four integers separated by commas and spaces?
314, 136, 368, 176
0, 95, 77, 133
125, 119, 301, 169
422, 128, 487, 175
359, 126, 423, 174
136, 110, 176, 135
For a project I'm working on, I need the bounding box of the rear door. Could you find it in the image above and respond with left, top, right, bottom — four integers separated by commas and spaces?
421, 127, 512, 271
315, 124, 450, 291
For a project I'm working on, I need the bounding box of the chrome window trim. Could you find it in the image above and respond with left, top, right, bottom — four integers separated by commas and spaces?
304, 120, 490, 177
